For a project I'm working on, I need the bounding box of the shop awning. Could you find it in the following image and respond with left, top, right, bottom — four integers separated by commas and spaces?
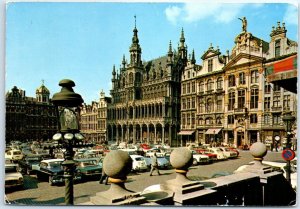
205, 128, 222, 135
178, 130, 195, 135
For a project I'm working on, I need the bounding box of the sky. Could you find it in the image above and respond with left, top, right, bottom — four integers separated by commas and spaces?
5, 1, 298, 104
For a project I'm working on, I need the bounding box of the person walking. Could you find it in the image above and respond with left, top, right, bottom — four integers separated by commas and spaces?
149, 151, 160, 176
99, 169, 108, 185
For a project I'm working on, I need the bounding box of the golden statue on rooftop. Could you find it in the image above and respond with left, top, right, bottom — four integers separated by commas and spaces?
238, 17, 247, 33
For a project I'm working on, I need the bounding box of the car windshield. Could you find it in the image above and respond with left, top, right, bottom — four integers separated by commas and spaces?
135, 157, 143, 161
80, 161, 97, 166
5, 165, 17, 173
13, 151, 22, 155
48, 161, 62, 168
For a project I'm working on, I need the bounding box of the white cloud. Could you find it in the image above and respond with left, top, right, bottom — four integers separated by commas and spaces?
283, 4, 298, 26
165, 6, 182, 25
165, 2, 246, 25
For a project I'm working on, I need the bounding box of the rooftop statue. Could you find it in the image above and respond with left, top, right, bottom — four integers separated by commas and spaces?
238, 17, 247, 33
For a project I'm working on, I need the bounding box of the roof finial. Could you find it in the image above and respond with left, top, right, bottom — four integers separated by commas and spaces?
134, 15, 136, 29
42, 79, 45, 85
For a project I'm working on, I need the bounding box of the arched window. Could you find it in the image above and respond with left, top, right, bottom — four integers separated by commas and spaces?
217, 77, 223, 89
228, 75, 235, 87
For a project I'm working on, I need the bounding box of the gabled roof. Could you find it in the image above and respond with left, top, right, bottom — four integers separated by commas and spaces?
224, 53, 264, 70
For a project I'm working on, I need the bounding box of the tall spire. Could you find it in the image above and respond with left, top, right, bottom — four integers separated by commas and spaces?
129, 15, 142, 66
191, 49, 196, 64
122, 54, 126, 69
180, 28, 185, 47
178, 28, 187, 61
112, 65, 116, 77
167, 40, 173, 64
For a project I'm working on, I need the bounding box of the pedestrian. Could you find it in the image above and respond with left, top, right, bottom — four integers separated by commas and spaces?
99, 169, 108, 185
149, 151, 160, 176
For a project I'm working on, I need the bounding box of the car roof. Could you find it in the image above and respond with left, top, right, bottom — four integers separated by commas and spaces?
41, 159, 64, 163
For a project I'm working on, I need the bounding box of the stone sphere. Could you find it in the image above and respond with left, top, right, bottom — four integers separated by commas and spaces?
250, 141, 267, 158
103, 150, 132, 179
170, 147, 193, 170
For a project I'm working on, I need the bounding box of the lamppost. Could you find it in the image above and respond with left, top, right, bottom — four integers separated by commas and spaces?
52, 79, 86, 205
282, 113, 296, 185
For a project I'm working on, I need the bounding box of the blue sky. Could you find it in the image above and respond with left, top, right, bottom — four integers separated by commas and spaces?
5, 2, 298, 104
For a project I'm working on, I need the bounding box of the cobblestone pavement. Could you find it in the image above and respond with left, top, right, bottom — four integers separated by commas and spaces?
5, 150, 285, 205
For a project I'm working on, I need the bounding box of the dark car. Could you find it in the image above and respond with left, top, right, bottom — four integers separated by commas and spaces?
18, 154, 43, 175
36, 159, 81, 186
75, 158, 102, 181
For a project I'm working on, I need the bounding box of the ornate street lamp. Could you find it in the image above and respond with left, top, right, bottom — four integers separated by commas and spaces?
52, 79, 86, 205
282, 113, 296, 185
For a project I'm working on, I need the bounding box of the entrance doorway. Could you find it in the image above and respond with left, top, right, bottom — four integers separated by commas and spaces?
237, 132, 244, 147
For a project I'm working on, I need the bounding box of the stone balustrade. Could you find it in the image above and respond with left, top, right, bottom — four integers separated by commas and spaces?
82, 141, 296, 206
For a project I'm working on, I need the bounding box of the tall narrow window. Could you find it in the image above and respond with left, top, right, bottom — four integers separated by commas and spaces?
264, 83, 271, 94
217, 95, 223, 111
182, 113, 186, 127
182, 99, 186, 110
192, 82, 196, 93
283, 95, 290, 108
228, 92, 235, 111
228, 75, 235, 87
182, 84, 186, 94
192, 97, 196, 109
207, 79, 213, 91
238, 90, 245, 109
217, 77, 223, 89
264, 97, 270, 110
273, 95, 280, 108
250, 114, 258, 123
191, 113, 195, 128
273, 84, 281, 92
251, 70, 259, 83
273, 113, 281, 125
250, 88, 259, 109
228, 115, 234, 124
207, 98, 213, 112
208, 59, 213, 72
199, 101, 204, 113
187, 98, 191, 109
275, 39, 281, 57
187, 83, 191, 94
199, 81, 204, 92
239, 72, 245, 85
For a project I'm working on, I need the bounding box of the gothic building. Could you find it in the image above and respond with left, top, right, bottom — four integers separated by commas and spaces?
107, 24, 188, 146
179, 19, 297, 149
6, 83, 58, 143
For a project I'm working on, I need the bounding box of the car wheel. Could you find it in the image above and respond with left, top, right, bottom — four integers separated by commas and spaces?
49, 176, 53, 186
193, 158, 198, 165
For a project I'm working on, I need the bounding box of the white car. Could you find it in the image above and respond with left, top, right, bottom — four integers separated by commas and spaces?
191, 150, 210, 165
130, 155, 148, 172
5, 162, 24, 189
207, 148, 228, 160
5, 149, 24, 162
218, 147, 238, 159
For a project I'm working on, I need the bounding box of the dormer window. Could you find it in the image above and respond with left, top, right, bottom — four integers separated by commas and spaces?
208, 59, 213, 72
275, 39, 281, 57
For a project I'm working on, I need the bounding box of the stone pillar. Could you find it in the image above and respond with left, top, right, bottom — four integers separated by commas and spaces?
154, 125, 157, 144
162, 125, 165, 144
133, 125, 136, 144
116, 126, 119, 144
127, 126, 130, 142
161, 148, 216, 205
147, 124, 150, 144
234, 130, 237, 148
140, 127, 143, 143
87, 150, 147, 205
121, 126, 124, 142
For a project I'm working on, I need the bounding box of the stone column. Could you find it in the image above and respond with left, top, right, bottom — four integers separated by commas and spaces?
162, 125, 165, 144
140, 127, 143, 143
121, 126, 124, 142
147, 124, 150, 144
116, 126, 119, 144
127, 126, 130, 142
133, 125, 136, 144
154, 125, 157, 144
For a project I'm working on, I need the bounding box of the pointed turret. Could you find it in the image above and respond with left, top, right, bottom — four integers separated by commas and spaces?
178, 28, 187, 61
167, 41, 173, 64
191, 49, 196, 64
112, 65, 116, 89
129, 15, 142, 66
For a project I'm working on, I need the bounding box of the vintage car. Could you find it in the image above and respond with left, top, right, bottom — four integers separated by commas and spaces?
218, 147, 238, 159
144, 156, 170, 169
5, 162, 24, 189
76, 158, 102, 180
191, 150, 211, 165
193, 147, 218, 161
207, 148, 228, 160
36, 159, 82, 186
130, 155, 148, 172
5, 149, 24, 162
18, 154, 43, 175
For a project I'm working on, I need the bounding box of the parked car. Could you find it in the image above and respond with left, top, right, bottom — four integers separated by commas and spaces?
18, 154, 43, 175
144, 156, 170, 169
76, 158, 102, 180
218, 147, 238, 159
194, 148, 218, 161
5, 149, 24, 162
36, 159, 82, 186
5, 162, 24, 189
130, 155, 148, 172
207, 148, 228, 160
191, 150, 211, 165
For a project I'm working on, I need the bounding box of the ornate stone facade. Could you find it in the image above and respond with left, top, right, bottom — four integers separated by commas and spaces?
107, 25, 187, 147
6, 83, 57, 143
180, 19, 297, 149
